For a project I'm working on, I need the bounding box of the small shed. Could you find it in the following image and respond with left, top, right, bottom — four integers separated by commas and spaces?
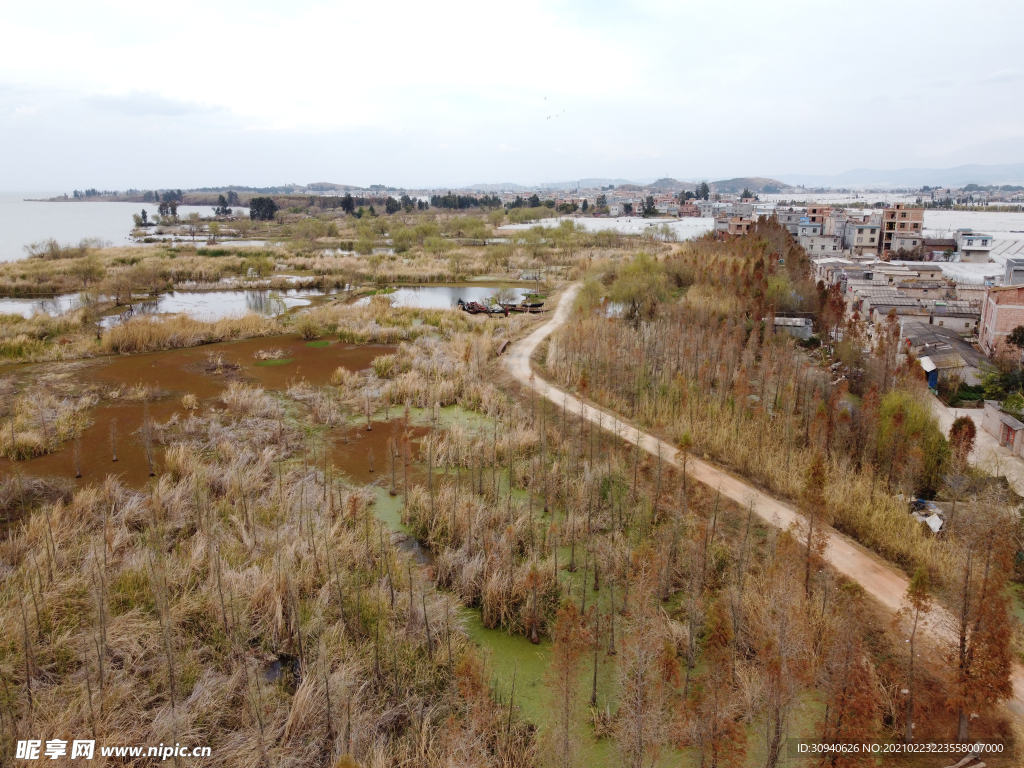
773, 316, 813, 340
982, 401, 1024, 456
918, 356, 938, 389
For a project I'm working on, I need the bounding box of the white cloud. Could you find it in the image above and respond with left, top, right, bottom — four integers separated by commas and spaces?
84, 91, 223, 117
0, 0, 1023, 188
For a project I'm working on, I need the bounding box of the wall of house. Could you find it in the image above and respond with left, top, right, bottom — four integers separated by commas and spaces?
981, 288, 1024, 353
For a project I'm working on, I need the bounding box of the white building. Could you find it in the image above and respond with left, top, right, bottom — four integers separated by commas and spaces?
955, 229, 993, 263
843, 221, 881, 253
800, 234, 844, 253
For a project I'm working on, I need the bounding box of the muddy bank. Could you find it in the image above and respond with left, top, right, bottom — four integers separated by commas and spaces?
0, 334, 395, 487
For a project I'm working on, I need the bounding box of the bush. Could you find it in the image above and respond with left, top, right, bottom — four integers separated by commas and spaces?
295, 314, 323, 340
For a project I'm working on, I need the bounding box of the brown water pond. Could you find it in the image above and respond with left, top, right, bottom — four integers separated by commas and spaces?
0, 335, 395, 487
329, 419, 431, 488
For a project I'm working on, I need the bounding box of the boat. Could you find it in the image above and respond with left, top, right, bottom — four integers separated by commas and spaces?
457, 299, 490, 315
506, 301, 546, 313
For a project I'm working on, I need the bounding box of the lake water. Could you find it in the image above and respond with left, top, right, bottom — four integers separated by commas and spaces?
356, 285, 532, 309
0, 193, 248, 262
0, 288, 320, 322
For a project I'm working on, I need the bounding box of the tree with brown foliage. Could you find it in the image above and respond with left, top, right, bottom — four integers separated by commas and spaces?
949, 416, 977, 467
896, 568, 932, 743
616, 607, 668, 767
689, 600, 747, 768
943, 498, 1014, 742
818, 596, 880, 767
542, 602, 588, 768
801, 454, 828, 600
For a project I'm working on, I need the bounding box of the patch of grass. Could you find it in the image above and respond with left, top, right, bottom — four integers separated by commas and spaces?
109, 568, 156, 616
305, 340, 330, 348
253, 357, 294, 367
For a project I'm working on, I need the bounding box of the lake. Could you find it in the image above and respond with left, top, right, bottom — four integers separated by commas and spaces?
0, 193, 249, 262
0, 288, 320, 322
355, 285, 532, 309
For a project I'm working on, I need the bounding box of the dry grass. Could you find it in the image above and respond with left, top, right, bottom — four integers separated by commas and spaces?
0, 383, 536, 767
102, 313, 278, 355
0, 388, 98, 459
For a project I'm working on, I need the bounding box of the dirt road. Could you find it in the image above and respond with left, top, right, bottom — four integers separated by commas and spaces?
503, 283, 1024, 719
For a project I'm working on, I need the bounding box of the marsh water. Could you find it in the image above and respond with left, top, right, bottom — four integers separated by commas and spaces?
0, 288, 323, 321
0, 336, 395, 486
357, 285, 532, 309
0, 285, 533, 322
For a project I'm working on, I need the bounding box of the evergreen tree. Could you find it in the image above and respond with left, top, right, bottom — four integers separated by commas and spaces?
249, 196, 279, 221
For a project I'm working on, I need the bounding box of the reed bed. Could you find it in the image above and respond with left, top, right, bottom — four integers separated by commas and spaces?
0, 382, 537, 767
0, 388, 98, 459
101, 313, 279, 355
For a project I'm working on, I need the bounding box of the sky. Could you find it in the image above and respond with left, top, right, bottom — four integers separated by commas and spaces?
2, 0, 1024, 191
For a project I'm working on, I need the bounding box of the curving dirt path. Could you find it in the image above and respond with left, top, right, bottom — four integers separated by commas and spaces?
504, 283, 1024, 720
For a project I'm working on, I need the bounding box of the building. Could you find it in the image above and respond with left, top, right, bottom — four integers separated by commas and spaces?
696, 200, 730, 218
890, 234, 924, 253
880, 203, 924, 254
902, 320, 985, 385
773, 316, 813, 340
717, 216, 753, 236
954, 229, 994, 263
800, 235, 844, 253
608, 203, 622, 217
895, 281, 950, 299
868, 298, 979, 333
776, 208, 805, 235
979, 284, 1024, 354
804, 205, 832, 224
798, 219, 822, 238
982, 401, 1024, 455
679, 202, 701, 217
916, 238, 957, 261
843, 221, 881, 254
886, 262, 945, 282
1005, 257, 1024, 286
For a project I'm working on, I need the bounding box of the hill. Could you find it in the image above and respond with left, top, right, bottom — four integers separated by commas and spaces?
709, 177, 792, 194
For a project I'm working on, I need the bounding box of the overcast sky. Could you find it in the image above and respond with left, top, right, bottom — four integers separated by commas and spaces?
2, 0, 1023, 191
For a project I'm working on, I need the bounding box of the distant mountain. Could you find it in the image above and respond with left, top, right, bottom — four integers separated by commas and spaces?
646, 178, 697, 192
777, 163, 1024, 189
710, 177, 792, 194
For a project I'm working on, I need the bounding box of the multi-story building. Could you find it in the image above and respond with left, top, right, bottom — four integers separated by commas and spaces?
715, 215, 753, 236
890, 233, 924, 253
798, 220, 822, 238
954, 229, 994, 263
805, 205, 832, 224
775, 208, 805, 236
980, 283, 1024, 354
880, 203, 924, 254
801, 234, 844, 253
1005, 257, 1024, 286
844, 221, 881, 254
697, 200, 730, 218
